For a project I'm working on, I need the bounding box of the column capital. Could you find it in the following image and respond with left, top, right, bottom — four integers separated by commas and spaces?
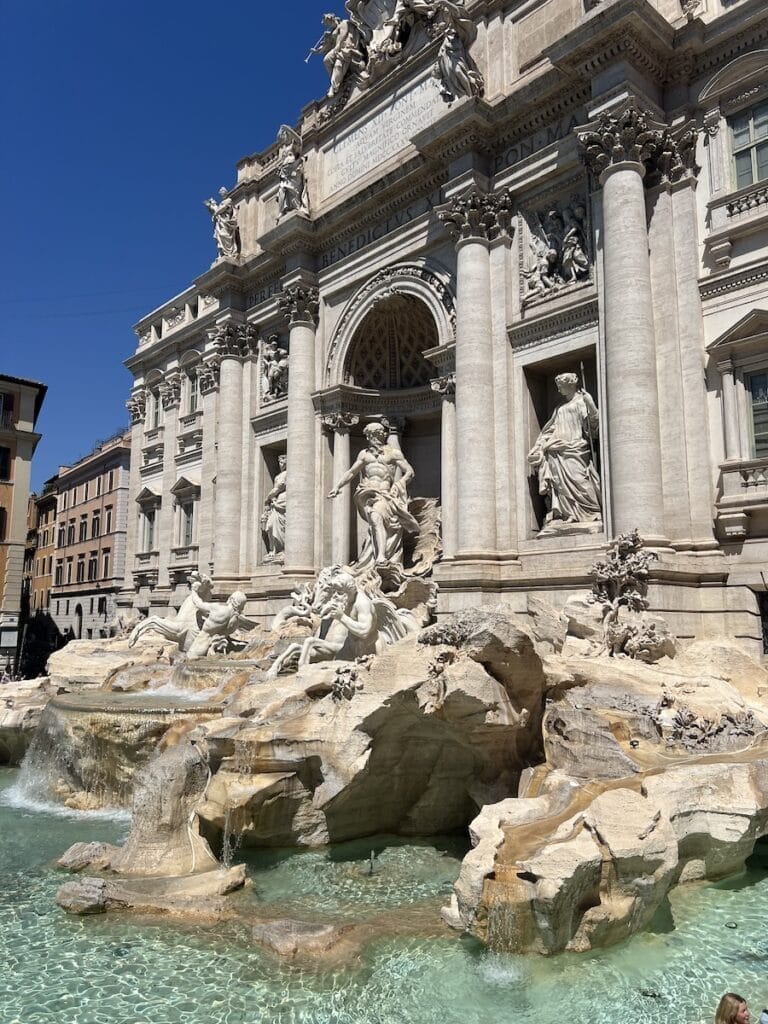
159, 370, 182, 410
576, 103, 699, 186
321, 412, 359, 434
126, 387, 147, 425
197, 357, 221, 395
430, 373, 456, 398
207, 321, 255, 361
436, 187, 514, 246
278, 285, 320, 327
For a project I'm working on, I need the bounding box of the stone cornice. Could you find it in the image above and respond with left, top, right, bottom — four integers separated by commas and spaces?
312, 383, 441, 419
251, 405, 288, 439
508, 298, 599, 352
543, 0, 676, 83
699, 261, 768, 301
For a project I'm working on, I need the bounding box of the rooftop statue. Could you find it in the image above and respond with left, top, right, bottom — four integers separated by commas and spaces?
431, 0, 484, 102
308, 0, 482, 109
308, 12, 367, 98
276, 126, 310, 219
527, 372, 602, 535
204, 188, 241, 260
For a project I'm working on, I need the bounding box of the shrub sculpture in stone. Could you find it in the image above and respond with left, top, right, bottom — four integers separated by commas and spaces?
590, 530, 670, 660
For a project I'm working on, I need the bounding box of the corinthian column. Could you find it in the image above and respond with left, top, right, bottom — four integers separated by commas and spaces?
322, 413, 359, 565
210, 322, 252, 576
157, 370, 182, 587
437, 188, 513, 557
431, 374, 457, 559
577, 105, 672, 543
279, 284, 320, 573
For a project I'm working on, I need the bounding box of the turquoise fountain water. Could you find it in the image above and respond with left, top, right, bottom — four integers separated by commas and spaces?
0, 766, 766, 1024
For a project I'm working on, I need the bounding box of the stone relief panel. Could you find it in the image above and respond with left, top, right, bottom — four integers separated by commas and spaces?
520, 193, 592, 308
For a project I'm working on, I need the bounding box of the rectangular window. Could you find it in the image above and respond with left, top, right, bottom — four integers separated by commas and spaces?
0, 507, 6, 542
108, 470, 114, 491
105, 506, 113, 534
65, 600, 69, 616
89, 598, 94, 614
76, 556, 85, 583
731, 101, 768, 190
84, 481, 89, 501
0, 446, 10, 482
62, 491, 68, 511
88, 553, 98, 581
143, 508, 156, 551
179, 500, 195, 547
79, 516, 88, 542
748, 371, 768, 458
102, 550, 111, 579
96, 476, 102, 496
58, 525, 65, 548
188, 373, 199, 415
98, 596, 107, 615
0, 392, 13, 428
54, 561, 63, 586
67, 521, 75, 545
92, 512, 100, 539
66, 558, 73, 584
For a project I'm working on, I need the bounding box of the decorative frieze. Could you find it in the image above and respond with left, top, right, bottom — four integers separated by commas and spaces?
576, 104, 699, 185
207, 322, 255, 360
159, 371, 183, 410
196, 358, 221, 395
436, 187, 514, 244
278, 285, 320, 326
321, 412, 360, 433
126, 389, 147, 425
430, 374, 456, 397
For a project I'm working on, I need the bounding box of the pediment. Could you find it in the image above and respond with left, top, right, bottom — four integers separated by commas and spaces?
707, 309, 768, 353
135, 485, 161, 504
699, 50, 768, 104
170, 473, 201, 496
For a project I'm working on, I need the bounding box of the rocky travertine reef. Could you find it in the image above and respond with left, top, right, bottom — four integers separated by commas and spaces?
11, 593, 767, 954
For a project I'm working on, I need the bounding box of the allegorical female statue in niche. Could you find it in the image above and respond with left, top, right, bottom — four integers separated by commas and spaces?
261, 455, 287, 561
527, 372, 602, 535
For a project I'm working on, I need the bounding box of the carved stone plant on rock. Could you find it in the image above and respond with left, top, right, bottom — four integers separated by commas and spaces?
589, 530, 673, 660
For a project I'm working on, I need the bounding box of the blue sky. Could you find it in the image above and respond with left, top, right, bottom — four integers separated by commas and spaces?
0, 1, 332, 489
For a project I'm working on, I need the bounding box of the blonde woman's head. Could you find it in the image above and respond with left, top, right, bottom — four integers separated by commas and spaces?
716, 994, 749, 1024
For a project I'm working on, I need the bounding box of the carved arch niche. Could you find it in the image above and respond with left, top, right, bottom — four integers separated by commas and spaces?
326, 263, 456, 388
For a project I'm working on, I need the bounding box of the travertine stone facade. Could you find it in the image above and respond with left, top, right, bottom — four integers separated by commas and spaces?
0, 375, 46, 670
120, 0, 768, 653
50, 432, 131, 640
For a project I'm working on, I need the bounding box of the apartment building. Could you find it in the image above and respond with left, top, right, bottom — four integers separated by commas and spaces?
0, 374, 46, 670
50, 431, 131, 639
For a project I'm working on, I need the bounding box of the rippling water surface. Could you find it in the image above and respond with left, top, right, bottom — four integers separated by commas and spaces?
1, 766, 766, 1024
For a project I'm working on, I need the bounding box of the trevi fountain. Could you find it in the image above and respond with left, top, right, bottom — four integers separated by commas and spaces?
4, 0, 768, 1021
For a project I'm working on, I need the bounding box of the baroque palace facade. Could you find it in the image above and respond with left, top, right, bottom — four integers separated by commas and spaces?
121, 0, 768, 652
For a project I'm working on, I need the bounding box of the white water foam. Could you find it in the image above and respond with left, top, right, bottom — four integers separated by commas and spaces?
147, 681, 221, 702
0, 781, 131, 822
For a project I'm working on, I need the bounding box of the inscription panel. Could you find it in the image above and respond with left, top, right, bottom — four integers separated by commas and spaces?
322, 77, 444, 197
